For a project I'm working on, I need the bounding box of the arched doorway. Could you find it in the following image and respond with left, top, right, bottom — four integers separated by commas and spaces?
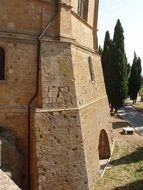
98, 129, 111, 160
98, 129, 111, 175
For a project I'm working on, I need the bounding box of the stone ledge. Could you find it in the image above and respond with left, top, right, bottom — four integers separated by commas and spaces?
0, 169, 21, 190
34, 96, 107, 113
41, 37, 98, 54
0, 105, 28, 113
0, 31, 38, 41
71, 10, 94, 30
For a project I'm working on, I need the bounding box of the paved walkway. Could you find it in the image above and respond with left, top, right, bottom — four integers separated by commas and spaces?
118, 105, 143, 135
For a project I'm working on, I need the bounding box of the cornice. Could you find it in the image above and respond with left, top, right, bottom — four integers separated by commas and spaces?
0, 31, 38, 41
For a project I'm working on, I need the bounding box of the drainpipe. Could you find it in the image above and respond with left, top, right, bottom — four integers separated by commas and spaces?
27, 4, 59, 189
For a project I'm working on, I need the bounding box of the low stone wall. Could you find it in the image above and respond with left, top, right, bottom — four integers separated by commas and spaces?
0, 169, 21, 190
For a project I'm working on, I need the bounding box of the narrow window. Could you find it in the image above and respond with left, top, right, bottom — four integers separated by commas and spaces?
78, 0, 89, 21
88, 56, 95, 82
0, 47, 5, 80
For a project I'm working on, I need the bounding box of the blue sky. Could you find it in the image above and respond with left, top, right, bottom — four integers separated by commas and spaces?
98, 0, 143, 66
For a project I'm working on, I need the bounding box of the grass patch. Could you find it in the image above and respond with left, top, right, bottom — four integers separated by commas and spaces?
139, 86, 143, 100
133, 102, 143, 111
95, 115, 143, 190
95, 141, 143, 190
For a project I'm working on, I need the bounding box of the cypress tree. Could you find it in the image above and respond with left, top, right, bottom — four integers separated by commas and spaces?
110, 19, 128, 112
101, 31, 113, 104
98, 45, 103, 56
128, 52, 142, 103
127, 63, 131, 79
141, 76, 143, 85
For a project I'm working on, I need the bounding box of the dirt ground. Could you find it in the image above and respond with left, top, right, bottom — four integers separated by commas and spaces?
95, 115, 143, 190
111, 115, 143, 143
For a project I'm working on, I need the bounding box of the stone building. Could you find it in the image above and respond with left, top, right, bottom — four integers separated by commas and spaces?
0, 0, 113, 189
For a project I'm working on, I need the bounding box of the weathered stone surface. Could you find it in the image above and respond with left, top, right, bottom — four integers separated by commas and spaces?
0, 169, 21, 190
0, 127, 24, 188
0, 0, 113, 190
33, 44, 113, 189
34, 109, 89, 190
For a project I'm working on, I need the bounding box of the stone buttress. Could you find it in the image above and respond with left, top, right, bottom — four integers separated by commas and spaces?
31, 1, 113, 190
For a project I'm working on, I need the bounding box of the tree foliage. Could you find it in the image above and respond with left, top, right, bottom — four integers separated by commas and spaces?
98, 45, 103, 56
128, 52, 142, 103
110, 19, 128, 112
101, 19, 128, 112
101, 31, 113, 104
101, 19, 142, 112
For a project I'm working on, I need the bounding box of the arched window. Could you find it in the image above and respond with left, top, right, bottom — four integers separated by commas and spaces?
88, 56, 95, 82
78, 0, 89, 21
0, 47, 5, 80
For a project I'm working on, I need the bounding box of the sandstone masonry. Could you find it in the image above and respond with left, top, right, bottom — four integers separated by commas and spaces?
0, 0, 113, 189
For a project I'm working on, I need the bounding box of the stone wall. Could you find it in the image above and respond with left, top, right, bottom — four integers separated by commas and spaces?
0, 37, 37, 188
33, 100, 113, 190
79, 98, 113, 190
71, 0, 95, 26
39, 41, 77, 109
33, 109, 89, 190
71, 45, 106, 107
0, 1, 113, 189
33, 41, 113, 189
70, 45, 113, 189
0, 38, 37, 105
0, 1, 60, 188
71, 15, 94, 49
71, 0, 98, 49
0, 0, 58, 36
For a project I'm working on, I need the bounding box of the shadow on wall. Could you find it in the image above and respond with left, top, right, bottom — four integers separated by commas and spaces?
113, 179, 143, 190
98, 129, 111, 160
110, 146, 143, 166
0, 127, 24, 188
112, 121, 129, 129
